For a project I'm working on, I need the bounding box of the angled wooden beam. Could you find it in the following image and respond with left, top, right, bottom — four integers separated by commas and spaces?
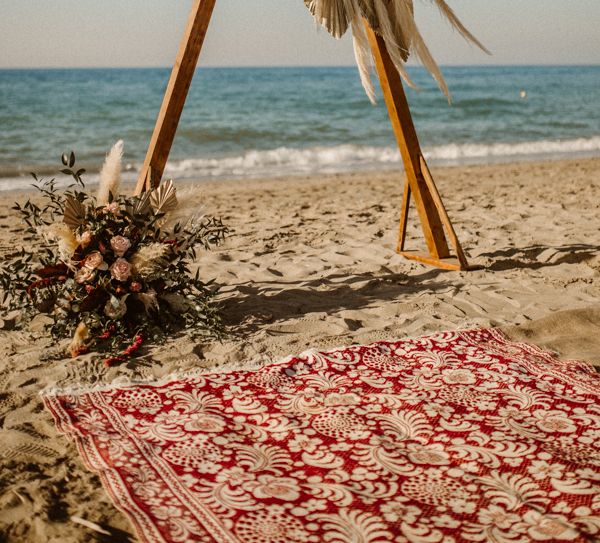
419, 156, 469, 269
365, 22, 470, 271
134, 0, 217, 195
397, 178, 411, 252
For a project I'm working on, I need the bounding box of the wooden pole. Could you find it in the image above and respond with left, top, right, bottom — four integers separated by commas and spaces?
134, 4, 468, 270
134, 0, 217, 195
365, 23, 469, 271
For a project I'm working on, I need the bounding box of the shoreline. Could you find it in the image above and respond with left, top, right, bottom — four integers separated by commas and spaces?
1, 156, 599, 541
1, 143, 599, 193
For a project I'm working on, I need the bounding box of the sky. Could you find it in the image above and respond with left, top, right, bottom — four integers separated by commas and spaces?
1, 1, 599, 69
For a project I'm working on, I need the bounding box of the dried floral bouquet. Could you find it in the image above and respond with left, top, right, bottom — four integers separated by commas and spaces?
0, 141, 227, 365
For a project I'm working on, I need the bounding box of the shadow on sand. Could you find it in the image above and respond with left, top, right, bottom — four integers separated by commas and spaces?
480, 243, 598, 272
220, 267, 465, 334
219, 243, 598, 333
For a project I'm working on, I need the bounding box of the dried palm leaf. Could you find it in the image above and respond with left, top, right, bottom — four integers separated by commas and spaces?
150, 179, 178, 216
126, 191, 152, 217
63, 195, 86, 229
304, 0, 489, 102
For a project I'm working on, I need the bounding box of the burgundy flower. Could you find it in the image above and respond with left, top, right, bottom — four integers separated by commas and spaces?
130, 281, 142, 293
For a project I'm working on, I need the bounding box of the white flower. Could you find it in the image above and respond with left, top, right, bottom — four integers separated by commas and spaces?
381, 497, 420, 523
441, 368, 477, 385
477, 505, 520, 530
215, 467, 254, 486
407, 445, 451, 466
528, 460, 565, 480
431, 514, 460, 529
523, 511, 579, 541
288, 434, 323, 453
182, 414, 225, 433
104, 296, 128, 320
104, 201, 120, 215
248, 476, 301, 501
532, 410, 577, 434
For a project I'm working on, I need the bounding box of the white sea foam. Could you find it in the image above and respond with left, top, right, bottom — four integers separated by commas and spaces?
163, 136, 600, 180
163, 145, 401, 180
1, 137, 599, 191
425, 136, 600, 162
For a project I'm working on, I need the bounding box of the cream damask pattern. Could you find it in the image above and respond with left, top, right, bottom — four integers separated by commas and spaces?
45, 329, 600, 543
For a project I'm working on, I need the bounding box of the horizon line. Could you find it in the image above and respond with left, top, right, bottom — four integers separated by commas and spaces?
1, 62, 599, 71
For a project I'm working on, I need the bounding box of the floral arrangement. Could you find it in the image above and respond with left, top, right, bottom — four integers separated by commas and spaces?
0, 141, 227, 365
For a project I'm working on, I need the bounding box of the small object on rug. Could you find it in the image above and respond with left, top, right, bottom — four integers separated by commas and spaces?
44, 328, 600, 543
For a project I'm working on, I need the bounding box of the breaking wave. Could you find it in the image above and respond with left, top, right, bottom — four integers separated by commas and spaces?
1, 136, 599, 191
163, 136, 600, 180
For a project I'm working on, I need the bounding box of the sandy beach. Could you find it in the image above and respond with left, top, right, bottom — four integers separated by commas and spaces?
1, 157, 599, 541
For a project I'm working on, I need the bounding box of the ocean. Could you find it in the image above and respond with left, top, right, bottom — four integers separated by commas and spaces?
0, 65, 599, 190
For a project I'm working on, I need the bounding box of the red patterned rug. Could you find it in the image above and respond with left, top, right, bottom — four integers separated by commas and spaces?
44, 328, 600, 543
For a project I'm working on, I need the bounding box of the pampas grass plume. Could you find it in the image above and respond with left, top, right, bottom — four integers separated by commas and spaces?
40, 222, 79, 260
136, 289, 159, 313
68, 322, 89, 358
160, 186, 205, 229
97, 140, 124, 206
130, 243, 169, 278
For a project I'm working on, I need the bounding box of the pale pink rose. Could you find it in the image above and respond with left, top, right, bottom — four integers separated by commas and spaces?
77, 231, 92, 248
104, 296, 128, 320
110, 235, 131, 257
104, 202, 120, 215
110, 258, 131, 282
130, 281, 142, 292
84, 251, 107, 270
75, 267, 95, 284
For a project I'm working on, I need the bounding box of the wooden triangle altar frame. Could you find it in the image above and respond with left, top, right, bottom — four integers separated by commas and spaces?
134, 0, 470, 271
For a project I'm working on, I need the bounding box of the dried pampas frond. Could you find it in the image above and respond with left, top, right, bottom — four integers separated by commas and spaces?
160, 186, 205, 229
130, 243, 170, 278
136, 289, 159, 313
97, 140, 124, 206
68, 322, 89, 358
39, 222, 79, 260
304, 0, 489, 102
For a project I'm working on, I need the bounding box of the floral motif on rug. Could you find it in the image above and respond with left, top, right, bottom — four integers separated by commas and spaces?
44, 328, 600, 543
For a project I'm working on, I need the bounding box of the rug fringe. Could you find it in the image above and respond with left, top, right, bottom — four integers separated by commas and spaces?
40, 327, 594, 398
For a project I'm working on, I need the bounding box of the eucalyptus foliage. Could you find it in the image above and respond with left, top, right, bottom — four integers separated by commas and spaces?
0, 153, 228, 363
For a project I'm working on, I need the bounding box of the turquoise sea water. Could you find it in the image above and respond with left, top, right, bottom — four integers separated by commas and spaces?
0, 65, 599, 189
